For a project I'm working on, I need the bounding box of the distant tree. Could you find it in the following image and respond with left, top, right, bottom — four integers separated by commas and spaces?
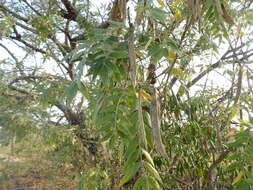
1, 0, 253, 189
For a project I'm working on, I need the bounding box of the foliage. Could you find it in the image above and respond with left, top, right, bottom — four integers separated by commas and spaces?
0, 0, 253, 189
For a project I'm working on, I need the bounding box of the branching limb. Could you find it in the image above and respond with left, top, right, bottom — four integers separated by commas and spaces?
207, 149, 231, 189
60, 0, 78, 21
9, 35, 46, 54
22, 0, 42, 16
0, 3, 29, 22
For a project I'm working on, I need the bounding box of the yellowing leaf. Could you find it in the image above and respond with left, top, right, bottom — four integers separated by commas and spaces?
169, 49, 177, 60
236, 31, 245, 39
135, 51, 143, 60
232, 171, 244, 185
171, 68, 182, 75
157, 0, 165, 8
11, 114, 16, 120
142, 149, 155, 166
175, 9, 181, 17
251, 161, 253, 175
139, 90, 152, 100
226, 128, 236, 138
239, 126, 245, 132
172, 0, 180, 7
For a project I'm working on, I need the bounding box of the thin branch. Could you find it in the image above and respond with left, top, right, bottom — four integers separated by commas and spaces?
22, 0, 42, 16
54, 101, 85, 127
8, 85, 30, 95
234, 65, 243, 105
207, 148, 231, 179
60, 0, 78, 21
0, 3, 29, 22
186, 47, 233, 88
15, 21, 38, 34
0, 42, 26, 75
10, 36, 46, 54
0, 43, 19, 63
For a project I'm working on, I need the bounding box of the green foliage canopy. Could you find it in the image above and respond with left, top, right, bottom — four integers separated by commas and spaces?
1, 0, 253, 189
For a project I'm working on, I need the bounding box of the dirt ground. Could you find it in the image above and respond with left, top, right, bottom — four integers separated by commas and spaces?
0, 150, 77, 190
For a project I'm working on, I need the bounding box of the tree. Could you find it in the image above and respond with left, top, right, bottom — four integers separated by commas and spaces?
1, 0, 253, 189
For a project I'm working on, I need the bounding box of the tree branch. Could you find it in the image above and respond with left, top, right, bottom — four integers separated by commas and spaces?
207, 148, 231, 188
0, 3, 29, 22
22, 0, 42, 16
10, 35, 46, 54
0, 43, 19, 63
60, 0, 78, 21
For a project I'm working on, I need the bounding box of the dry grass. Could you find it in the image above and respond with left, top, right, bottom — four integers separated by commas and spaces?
0, 146, 78, 190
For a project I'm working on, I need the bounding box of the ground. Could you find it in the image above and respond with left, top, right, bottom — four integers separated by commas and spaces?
0, 147, 77, 190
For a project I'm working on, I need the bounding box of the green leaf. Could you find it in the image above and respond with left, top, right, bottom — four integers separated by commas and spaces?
149, 8, 167, 23
76, 61, 85, 80
119, 162, 140, 187
65, 82, 78, 103
146, 176, 161, 190
145, 123, 154, 149
133, 176, 146, 190
177, 85, 187, 97
100, 131, 113, 142
109, 50, 128, 59
76, 81, 88, 97
166, 38, 179, 52
117, 125, 131, 139
148, 44, 167, 63
144, 161, 162, 183
70, 51, 83, 62
108, 20, 125, 27
246, 10, 253, 25
77, 176, 85, 190
124, 149, 140, 172
93, 94, 105, 121
125, 136, 139, 158
234, 180, 250, 190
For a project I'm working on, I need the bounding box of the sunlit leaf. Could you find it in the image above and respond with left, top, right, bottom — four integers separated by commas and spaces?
232, 171, 244, 185
147, 176, 161, 190
168, 49, 177, 60
142, 149, 155, 166
144, 161, 162, 183
156, 0, 165, 8
139, 90, 152, 100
